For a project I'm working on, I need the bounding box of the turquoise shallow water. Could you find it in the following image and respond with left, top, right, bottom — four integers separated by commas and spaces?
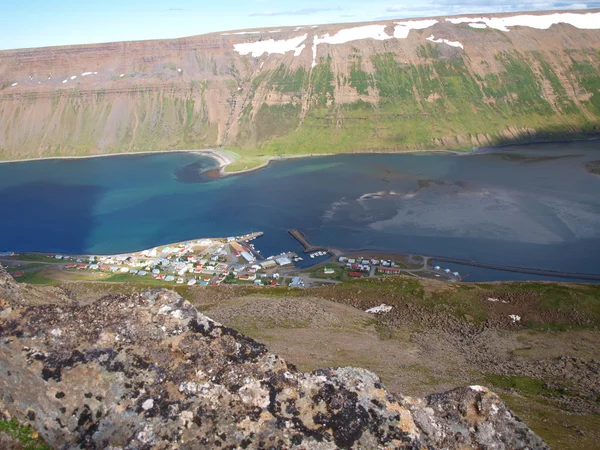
1, 141, 599, 281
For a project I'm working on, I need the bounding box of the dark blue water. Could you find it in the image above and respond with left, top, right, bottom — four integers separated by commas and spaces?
1, 141, 599, 282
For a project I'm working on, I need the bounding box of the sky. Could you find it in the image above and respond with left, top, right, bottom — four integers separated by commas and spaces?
1, 0, 599, 50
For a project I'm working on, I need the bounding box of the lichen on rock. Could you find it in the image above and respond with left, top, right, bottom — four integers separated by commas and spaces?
0, 268, 547, 448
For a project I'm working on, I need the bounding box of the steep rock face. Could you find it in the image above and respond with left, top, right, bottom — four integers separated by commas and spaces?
0, 10, 599, 161
0, 268, 547, 449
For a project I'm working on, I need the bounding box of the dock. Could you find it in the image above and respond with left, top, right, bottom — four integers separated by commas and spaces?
288, 230, 330, 254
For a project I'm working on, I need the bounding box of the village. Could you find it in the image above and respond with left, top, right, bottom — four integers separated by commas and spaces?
1, 231, 463, 287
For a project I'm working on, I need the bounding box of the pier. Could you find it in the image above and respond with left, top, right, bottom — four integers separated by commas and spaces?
288, 230, 331, 254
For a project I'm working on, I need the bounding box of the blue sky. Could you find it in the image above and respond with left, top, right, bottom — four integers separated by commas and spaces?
1, 0, 598, 50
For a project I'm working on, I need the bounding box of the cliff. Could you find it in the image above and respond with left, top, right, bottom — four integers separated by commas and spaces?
0, 10, 599, 167
0, 268, 549, 448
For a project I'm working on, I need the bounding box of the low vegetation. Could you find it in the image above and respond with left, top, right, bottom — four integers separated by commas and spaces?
0, 418, 51, 450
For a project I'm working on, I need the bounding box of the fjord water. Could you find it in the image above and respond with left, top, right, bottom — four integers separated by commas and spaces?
1, 141, 599, 281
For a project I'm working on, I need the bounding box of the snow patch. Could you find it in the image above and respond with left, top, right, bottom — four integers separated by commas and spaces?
313, 25, 394, 67
120, 74, 125, 77
294, 44, 305, 57
365, 304, 393, 314
426, 35, 464, 49
62, 79, 67, 83
11, 82, 17, 87
81, 72, 94, 76
469, 23, 487, 29
70, 75, 77, 80
469, 385, 485, 392
234, 34, 307, 57
315, 25, 392, 46
393, 19, 439, 39
222, 31, 261, 35
509, 314, 521, 323
447, 11, 600, 32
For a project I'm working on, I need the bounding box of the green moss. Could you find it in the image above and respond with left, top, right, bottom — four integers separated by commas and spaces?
269, 65, 308, 93
310, 55, 335, 106
348, 55, 373, 95
484, 374, 566, 397
0, 419, 51, 450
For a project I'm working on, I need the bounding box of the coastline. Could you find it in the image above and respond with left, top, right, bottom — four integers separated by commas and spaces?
0, 148, 235, 166
218, 149, 464, 177
2, 134, 599, 176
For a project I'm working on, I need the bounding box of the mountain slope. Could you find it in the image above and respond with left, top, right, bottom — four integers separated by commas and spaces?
1, 10, 599, 167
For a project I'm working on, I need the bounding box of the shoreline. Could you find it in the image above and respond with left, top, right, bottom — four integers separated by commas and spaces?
1, 134, 599, 176
0, 148, 235, 166
218, 149, 464, 177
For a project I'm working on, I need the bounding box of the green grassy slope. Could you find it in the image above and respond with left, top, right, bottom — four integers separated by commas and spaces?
236, 48, 600, 163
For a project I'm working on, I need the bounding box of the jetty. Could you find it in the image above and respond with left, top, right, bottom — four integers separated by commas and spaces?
288, 230, 330, 254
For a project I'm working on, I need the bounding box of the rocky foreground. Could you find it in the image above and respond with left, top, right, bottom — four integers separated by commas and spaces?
0, 268, 547, 449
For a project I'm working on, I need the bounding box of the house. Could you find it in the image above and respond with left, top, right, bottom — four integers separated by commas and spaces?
275, 257, 292, 266
434, 266, 441, 270
444, 269, 451, 274
378, 267, 401, 274
176, 278, 185, 284
239, 274, 256, 281
100, 265, 110, 271
156, 274, 166, 280
338, 257, 348, 263
348, 272, 362, 278
187, 279, 197, 286
272, 273, 280, 279
452, 272, 460, 277
11, 271, 24, 278
348, 258, 356, 264
65, 264, 76, 269
253, 279, 262, 285
77, 264, 87, 270
152, 269, 160, 275
324, 268, 335, 274
165, 275, 175, 282
138, 270, 148, 276
129, 269, 138, 274
120, 267, 129, 273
